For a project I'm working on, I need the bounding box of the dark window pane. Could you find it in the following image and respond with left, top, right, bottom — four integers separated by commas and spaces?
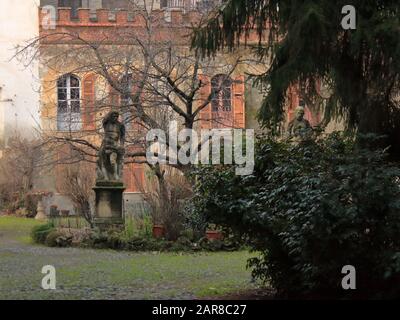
211, 87, 219, 111
223, 101, 231, 112
223, 87, 231, 98
57, 76, 67, 88
70, 88, 80, 99
223, 86, 231, 111
224, 78, 232, 87
160, 0, 168, 8
71, 100, 80, 113
70, 76, 80, 87
58, 88, 67, 100
58, 101, 67, 113
211, 74, 232, 112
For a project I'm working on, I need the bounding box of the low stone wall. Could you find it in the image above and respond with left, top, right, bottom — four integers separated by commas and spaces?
42, 192, 147, 217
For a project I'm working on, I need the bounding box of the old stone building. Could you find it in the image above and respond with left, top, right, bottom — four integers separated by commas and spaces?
36, 0, 317, 214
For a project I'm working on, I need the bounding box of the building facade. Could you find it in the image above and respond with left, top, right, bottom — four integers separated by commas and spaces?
36, 0, 317, 214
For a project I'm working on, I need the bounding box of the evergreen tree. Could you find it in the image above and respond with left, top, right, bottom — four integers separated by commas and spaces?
192, 0, 400, 156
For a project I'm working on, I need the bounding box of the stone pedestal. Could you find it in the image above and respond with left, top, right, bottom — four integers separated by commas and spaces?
93, 181, 125, 230
35, 200, 47, 221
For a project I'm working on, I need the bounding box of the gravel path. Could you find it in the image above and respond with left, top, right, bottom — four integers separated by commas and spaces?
0, 218, 256, 300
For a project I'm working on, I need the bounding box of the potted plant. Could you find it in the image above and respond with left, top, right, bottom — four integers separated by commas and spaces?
205, 224, 223, 241
152, 224, 165, 239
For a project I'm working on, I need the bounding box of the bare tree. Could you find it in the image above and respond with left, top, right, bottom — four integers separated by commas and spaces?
14, 1, 250, 227
58, 161, 95, 227
141, 165, 192, 241
0, 135, 44, 215
16, 0, 245, 171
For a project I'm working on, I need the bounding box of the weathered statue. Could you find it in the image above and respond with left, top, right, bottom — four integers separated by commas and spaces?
96, 111, 125, 182
287, 106, 313, 140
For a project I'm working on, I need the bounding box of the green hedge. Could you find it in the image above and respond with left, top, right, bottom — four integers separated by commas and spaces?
85, 232, 243, 252
190, 133, 400, 298
45, 230, 73, 247
31, 223, 55, 244
31, 225, 244, 252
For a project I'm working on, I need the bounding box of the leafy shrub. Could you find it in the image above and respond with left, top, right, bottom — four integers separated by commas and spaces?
68, 229, 238, 252
198, 237, 224, 251
190, 133, 400, 298
89, 231, 122, 249
197, 235, 243, 252
45, 230, 73, 247
141, 214, 153, 238
123, 213, 153, 240
183, 203, 208, 241
169, 236, 194, 252
31, 223, 55, 244
117, 234, 172, 251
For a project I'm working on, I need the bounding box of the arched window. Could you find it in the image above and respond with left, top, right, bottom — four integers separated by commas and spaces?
57, 74, 81, 131
211, 74, 232, 112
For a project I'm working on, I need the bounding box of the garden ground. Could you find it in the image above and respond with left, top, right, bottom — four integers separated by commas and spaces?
0, 216, 261, 300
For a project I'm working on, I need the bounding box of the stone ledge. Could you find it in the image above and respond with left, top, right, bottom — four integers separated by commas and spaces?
93, 217, 124, 231
93, 217, 124, 225
94, 181, 125, 189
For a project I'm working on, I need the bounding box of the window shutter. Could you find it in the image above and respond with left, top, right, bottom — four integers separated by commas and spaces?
198, 74, 212, 129
83, 74, 96, 130
233, 75, 245, 128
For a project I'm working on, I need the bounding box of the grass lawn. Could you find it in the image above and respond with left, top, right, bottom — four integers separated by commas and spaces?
0, 215, 43, 230
0, 216, 43, 244
0, 216, 261, 300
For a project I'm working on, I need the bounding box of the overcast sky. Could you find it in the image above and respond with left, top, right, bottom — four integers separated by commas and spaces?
0, 0, 40, 138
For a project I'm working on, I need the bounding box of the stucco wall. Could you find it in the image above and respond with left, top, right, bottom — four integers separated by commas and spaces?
40, 189, 146, 216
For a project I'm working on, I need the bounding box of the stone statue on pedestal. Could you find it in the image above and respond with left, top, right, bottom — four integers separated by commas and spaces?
96, 111, 125, 182
287, 106, 313, 141
93, 111, 126, 229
